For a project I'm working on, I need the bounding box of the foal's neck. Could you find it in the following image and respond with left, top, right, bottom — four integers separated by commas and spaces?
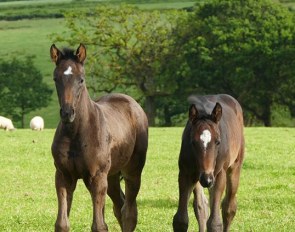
64, 88, 97, 136
77, 87, 97, 121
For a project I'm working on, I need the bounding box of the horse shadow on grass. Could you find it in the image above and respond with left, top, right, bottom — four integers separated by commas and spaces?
138, 197, 177, 209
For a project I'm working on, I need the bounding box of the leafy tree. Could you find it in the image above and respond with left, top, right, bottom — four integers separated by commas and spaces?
176, 0, 295, 126
52, 4, 187, 126
0, 56, 52, 128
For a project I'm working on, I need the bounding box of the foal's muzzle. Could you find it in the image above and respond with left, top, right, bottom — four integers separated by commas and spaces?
200, 172, 214, 188
60, 105, 75, 123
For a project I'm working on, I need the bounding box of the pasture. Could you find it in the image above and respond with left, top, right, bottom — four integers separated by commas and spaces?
0, 127, 294, 231
0, 18, 67, 128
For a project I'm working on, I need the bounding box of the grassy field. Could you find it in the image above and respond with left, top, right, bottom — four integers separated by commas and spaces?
0, 127, 294, 231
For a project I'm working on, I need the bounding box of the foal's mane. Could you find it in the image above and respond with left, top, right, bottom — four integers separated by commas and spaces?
60, 47, 78, 61
188, 95, 215, 118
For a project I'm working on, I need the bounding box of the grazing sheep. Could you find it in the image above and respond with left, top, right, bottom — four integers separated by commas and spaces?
0, 116, 15, 131
30, 116, 44, 131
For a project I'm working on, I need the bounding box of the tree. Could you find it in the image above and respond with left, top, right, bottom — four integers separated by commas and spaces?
0, 56, 52, 128
52, 4, 188, 126
176, 0, 295, 126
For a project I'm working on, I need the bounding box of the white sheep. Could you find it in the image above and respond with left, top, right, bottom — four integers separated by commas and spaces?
30, 116, 44, 131
0, 116, 15, 131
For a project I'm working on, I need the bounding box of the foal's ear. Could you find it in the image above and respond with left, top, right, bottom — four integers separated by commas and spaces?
211, 102, 222, 123
76, 43, 87, 64
50, 44, 61, 64
189, 104, 198, 123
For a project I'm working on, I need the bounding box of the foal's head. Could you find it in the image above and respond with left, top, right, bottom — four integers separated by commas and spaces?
189, 103, 222, 188
50, 44, 87, 123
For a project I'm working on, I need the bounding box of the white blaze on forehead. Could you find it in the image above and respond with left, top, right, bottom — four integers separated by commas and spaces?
200, 129, 211, 149
64, 66, 73, 75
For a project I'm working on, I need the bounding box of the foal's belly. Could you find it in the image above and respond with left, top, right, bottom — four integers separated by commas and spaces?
108, 144, 135, 175
61, 149, 134, 179
53, 151, 88, 179
52, 132, 136, 179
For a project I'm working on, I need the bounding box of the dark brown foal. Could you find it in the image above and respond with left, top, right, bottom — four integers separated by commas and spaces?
50, 44, 148, 232
173, 94, 245, 232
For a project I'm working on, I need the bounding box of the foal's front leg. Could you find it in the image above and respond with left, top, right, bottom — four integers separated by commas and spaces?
55, 170, 77, 232
173, 171, 195, 232
207, 170, 226, 232
85, 171, 109, 232
193, 182, 209, 232
221, 156, 243, 232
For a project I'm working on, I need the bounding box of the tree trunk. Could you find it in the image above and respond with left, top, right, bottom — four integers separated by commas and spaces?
145, 96, 156, 126
21, 113, 25, 128
262, 103, 272, 127
163, 106, 172, 126
263, 116, 271, 127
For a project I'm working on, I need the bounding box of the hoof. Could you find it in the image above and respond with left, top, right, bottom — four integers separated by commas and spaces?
173, 214, 188, 232
207, 221, 223, 232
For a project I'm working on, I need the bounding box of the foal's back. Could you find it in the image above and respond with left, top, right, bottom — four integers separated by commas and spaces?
190, 94, 242, 120
95, 93, 148, 174
96, 93, 148, 133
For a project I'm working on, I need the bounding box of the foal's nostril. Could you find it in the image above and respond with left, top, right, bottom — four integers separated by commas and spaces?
60, 108, 64, 118
207, 175, 213, 185
200, 173, 214, 188
60, 106, 75, 122
60, 108, 69, 118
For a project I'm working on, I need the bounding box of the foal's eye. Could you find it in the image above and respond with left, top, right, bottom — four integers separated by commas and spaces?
79, 78, 84, 84
215, 139, 220, 145
191, 140, 197, 146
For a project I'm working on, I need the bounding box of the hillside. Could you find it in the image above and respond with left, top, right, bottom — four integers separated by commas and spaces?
0, 0, 293, 128
0, 1, 198, 128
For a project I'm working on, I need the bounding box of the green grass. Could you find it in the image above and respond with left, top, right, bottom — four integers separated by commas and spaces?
0, 127, 294, 231
0, 1, 110, 20
0, 0, 197, 21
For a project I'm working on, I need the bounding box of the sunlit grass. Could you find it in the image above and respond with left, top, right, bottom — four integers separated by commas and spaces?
0, 0, 293, 129
0, 127, 294, 231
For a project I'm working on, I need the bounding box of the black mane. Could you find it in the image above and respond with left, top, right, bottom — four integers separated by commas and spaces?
61, 47, 77, 61
188, 95, 215, 116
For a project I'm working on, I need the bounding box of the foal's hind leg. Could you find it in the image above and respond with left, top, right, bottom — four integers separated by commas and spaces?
120, 132, 147, 232
55, 170, 77, 232
193, 182, 209, 232
107, 173, 125, 230
222, 152, 244, 232
121, 173, 141, 232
